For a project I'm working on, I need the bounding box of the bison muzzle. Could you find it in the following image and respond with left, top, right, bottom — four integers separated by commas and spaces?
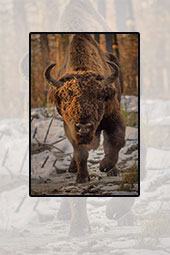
45, 34, 125, 183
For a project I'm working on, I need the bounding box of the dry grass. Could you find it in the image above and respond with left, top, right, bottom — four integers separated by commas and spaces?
122, 109, 138, 127
119, 163, 138, 191
136, 206, 170, 249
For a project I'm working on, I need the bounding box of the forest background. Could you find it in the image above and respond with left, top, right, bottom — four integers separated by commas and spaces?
31, 33, 138, 107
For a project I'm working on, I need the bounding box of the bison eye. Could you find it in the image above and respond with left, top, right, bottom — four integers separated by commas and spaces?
98, 97, 103, 102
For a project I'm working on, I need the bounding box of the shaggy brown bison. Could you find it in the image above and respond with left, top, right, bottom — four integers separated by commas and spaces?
45, 34, 125, 183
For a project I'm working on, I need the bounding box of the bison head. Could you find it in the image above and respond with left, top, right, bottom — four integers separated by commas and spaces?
45, 62, 119, 145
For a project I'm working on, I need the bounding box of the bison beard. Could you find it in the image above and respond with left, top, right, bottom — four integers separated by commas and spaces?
45, 34, 125, 183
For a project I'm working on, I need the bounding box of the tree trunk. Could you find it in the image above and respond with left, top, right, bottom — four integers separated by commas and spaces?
40, 34, 50, 101
13, 0, 27, 52
114, 0, 127, 31
98, 0, 106, 18
113, 34, 119, 59
94, 34, 100, 43
126, 0, 135, 31
105, 34, 113, 53
40, 34, 50, 69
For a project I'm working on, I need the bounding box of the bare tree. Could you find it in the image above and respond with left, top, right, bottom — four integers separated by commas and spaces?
40, 34, 50, 98
113, 34, 119, 59
94, 34, 100, 43
105, 34, 113, 53
98, 0, 106, 18
126, 0, 135, 31
114, 0, 127, 31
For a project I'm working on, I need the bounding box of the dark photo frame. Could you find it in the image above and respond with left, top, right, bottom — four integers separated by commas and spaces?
29, 32, 140, 197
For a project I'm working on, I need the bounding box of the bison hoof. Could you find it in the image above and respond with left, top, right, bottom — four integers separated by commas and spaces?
76, 175, 90, 183
100, 157, 115, 172
68, 165, 77, 173
69, 223, 91, 237
107, 167, 119, 176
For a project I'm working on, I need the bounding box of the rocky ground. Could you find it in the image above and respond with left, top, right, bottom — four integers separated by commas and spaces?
1, 97, 170, 254
31, 96, 139, 196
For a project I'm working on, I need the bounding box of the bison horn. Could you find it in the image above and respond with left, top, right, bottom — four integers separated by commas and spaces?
45, 63, 63, 88
104, 61, 120, 85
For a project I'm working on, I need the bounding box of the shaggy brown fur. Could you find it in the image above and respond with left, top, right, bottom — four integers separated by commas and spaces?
46, 34, 125, 183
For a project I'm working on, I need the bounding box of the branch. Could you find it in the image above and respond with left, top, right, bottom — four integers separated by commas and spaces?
41, 155, 49, 168
33, 127, 37, 138
44, 117, 54, 143
51, 137, 66, 145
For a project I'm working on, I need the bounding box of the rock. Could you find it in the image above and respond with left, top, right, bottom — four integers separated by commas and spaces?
31, 112, 39, 119
121, 95, 138, 112
125, 144, 138, 155
68, 188, 78, 193
107, 167, 120, 176
141, 99, 170, 123
89, 187, 100, 193
100, 185, 119, 191
133, 184, 138, 190
119, 160, 137, 172
64, 185, 77, 190
102, 176, 122, 183
96, 151, 104, 155
147, 148, 170, 170
147, 124, 170, 148
88, 159, 100, 164
56, 168, 67, 174
126, 127, 138, 140
112, 191, 138, 195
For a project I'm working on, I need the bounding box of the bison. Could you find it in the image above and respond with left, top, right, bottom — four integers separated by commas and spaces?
45, 34, 125, 183
59, 0, 111, 32
58, 197, 135, 236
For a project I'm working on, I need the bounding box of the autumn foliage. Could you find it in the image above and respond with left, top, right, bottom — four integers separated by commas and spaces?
31, 33, 139, 107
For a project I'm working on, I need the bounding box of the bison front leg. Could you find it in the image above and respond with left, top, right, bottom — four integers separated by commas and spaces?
57, 198, 71, 220
68, 157, 77, 173
74, 146, 89, 183
69, 198, 90, 236
64, 122, 78, 174
100, 113, 125, 175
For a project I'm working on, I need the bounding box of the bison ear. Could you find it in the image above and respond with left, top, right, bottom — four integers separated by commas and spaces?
104, 86, 116, 101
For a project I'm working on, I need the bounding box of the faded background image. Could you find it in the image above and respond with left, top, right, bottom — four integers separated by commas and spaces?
0, 0, 170, 254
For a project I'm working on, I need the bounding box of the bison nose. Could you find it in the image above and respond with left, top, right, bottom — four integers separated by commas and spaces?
75, 122, 93, 135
